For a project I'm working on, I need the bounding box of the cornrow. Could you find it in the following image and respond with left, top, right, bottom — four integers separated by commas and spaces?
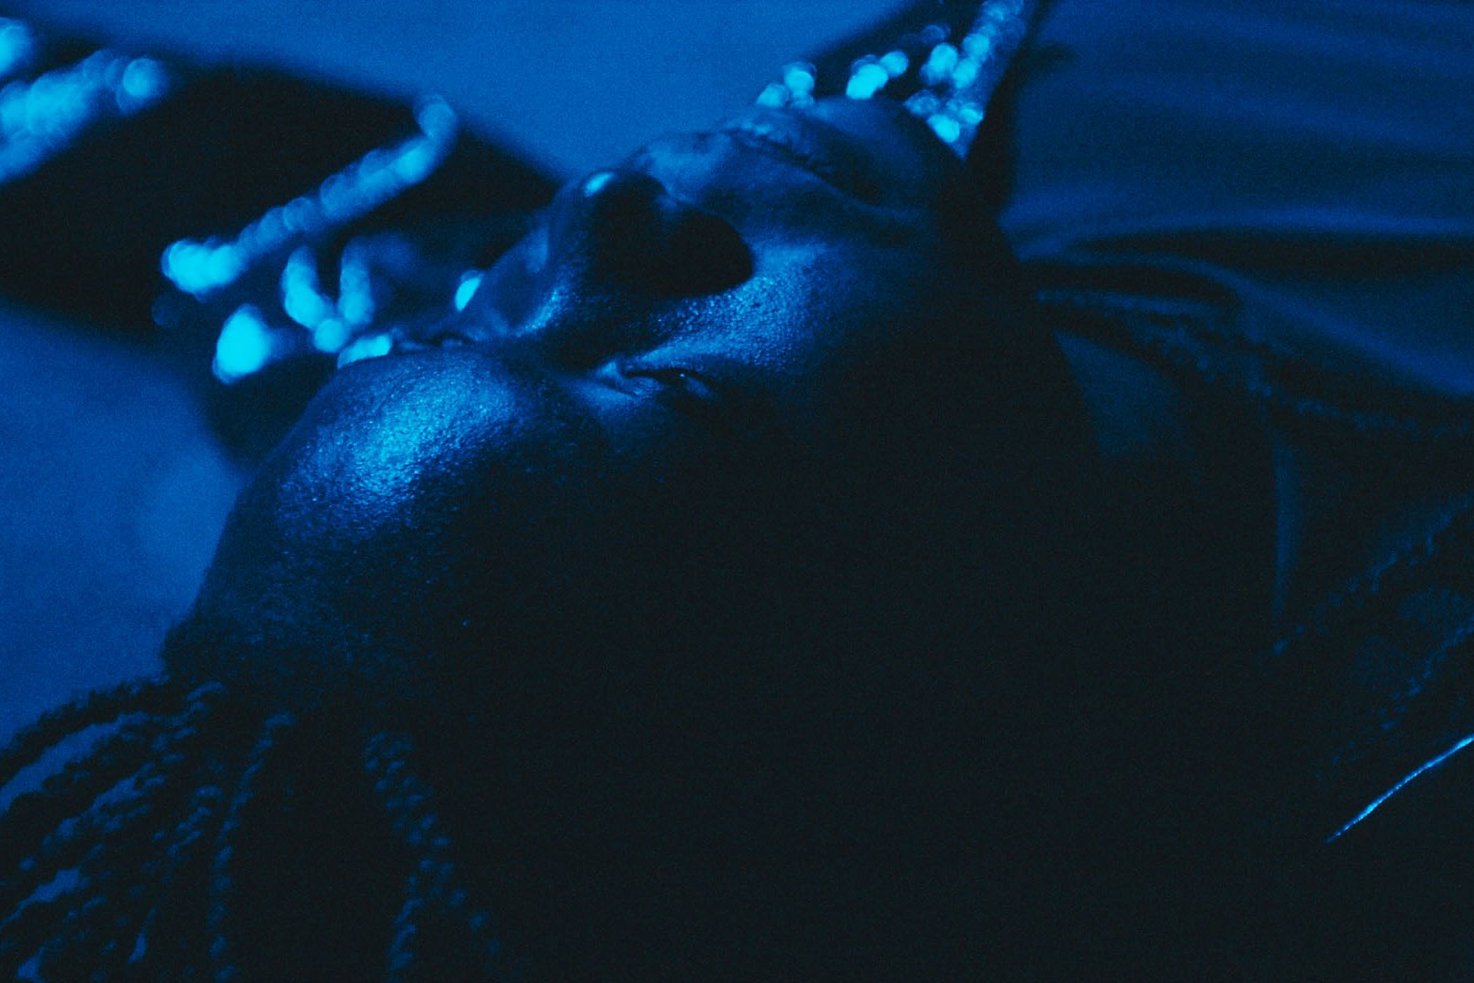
363, 731, 509, 981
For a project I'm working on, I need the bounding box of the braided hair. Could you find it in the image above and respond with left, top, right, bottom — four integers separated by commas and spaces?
0, 677, 513, 980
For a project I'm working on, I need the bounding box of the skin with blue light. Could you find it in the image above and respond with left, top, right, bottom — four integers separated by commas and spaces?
175, 97, 1083, 708
156, 97, 1101, 972
0, 88, 1281, 978
7, 1, 1470, 973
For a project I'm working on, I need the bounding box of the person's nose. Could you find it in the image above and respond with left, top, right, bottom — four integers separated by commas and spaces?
551, 168, 752, 297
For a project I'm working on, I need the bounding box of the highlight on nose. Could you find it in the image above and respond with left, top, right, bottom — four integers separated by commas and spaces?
574, 168, 752, 296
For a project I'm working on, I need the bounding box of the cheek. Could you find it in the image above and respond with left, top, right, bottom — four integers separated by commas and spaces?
276, 376, 534, 548
755, 238, 942, 327
181, 356, 621, 714
200, 354, 605, 632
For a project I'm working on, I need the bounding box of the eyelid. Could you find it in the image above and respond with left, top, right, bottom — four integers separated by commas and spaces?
600, 358, 737, 433
598, 356, 783, 442
620, 363, 718, 402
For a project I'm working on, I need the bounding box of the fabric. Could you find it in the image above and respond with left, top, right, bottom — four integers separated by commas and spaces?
1003, 0, 1474, 398
991, 3, 1474, 974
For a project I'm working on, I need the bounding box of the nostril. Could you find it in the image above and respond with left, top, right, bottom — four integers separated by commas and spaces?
573, 168, 752, 297
580, 169, 668, 233
657, 207, 752, 296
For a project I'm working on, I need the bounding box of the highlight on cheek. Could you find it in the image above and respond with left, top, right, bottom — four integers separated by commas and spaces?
278, 359, 528, 542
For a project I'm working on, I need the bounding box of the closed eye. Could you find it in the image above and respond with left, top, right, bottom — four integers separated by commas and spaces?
622, 366, 718, 403
596, 358, 781, 441
601, 361, 737, 433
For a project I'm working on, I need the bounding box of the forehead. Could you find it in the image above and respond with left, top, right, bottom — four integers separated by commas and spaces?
797, 98, 969, 199
609, 100, 965, 229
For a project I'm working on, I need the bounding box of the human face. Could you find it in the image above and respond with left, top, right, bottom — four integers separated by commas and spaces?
172, 98, 1053, 715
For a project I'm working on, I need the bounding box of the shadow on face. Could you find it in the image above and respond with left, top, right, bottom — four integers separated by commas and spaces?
160, 96, 1096, 973
169, 96, 1083, 701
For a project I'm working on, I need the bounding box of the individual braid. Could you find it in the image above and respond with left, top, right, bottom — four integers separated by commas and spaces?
362, 730, 509, 981
1272, 493, 1474, 660
0, 685, 229, 979
0, 717, 169, 884
386, 862, 447, 980
0, 685, 222, 908
0, 891, 69, 979
0, 688, 205, 975
5, 687, 520, 979
63, 692, 241, 983
0, 676, 178, 793
32, 781, 170, 982
127, 757, 233, 980
205, 712, 297, 982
